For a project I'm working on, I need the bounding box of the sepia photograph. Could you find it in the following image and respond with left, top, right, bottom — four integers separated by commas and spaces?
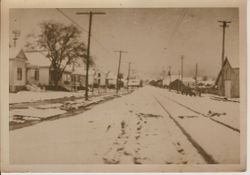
0, 0, 247, 173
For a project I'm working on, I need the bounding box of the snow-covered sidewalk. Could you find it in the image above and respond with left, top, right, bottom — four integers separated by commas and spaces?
9, 89, 133, 130
9, 88, 123, 104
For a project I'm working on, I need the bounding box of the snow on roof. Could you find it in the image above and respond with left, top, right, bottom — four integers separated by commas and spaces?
182, 77, 196, 83
106, 72, 116, 79
72, 67, 95, 75
199, 79, 215, 85
25, 52, 51, 67
72, 67, 85, 75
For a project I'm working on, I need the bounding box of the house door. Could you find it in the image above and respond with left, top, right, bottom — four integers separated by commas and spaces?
224, 80, 231, 98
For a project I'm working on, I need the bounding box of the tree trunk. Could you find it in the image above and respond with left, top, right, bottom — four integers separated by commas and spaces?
51, 69, 61, 90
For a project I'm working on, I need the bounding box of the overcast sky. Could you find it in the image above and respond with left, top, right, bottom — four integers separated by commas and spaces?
10, 8, 239, 80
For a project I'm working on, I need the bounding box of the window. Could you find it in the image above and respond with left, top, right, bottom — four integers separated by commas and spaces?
17, 68, 22, 80
35, 69, 39, 80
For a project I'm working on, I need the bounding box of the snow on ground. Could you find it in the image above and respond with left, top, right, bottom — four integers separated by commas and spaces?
10, 107, 66, 120
9, 88, 120, 104
10, 86, 240, 164
156, 87, 240, 130
9, 91, 85, 104
10, 86, 205, 164
154, 92, 240, 163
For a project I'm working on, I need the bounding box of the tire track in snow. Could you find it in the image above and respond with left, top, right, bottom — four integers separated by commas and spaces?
153, 96, 217, 164
161, 94, 240, 133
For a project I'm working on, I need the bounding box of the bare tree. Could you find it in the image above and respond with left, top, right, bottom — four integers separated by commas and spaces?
26, 22, 94, 88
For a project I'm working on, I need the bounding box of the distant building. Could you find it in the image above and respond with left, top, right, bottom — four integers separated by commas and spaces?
93, 69, 107, 87
162, 75, 181, 87
169, 79, 186, 91
106, 72, 116, 88
215, 58, 239, 98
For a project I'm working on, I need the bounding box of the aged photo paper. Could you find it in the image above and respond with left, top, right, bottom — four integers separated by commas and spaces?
0, 0, 247, 172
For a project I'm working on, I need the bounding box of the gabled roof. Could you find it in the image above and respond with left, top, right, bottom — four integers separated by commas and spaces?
25, 51, 51, 67
215, 57, 237, 85
72, 67, 95, 76
9, 48, 28, 61
106, 71, 116, 79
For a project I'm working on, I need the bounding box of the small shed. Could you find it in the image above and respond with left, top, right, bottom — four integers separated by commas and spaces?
215, 58, 239, 98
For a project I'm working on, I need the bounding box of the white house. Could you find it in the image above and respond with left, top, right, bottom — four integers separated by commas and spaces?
25, 51, 51, 86
9, 48, 28, 92
10, 49, 74, 92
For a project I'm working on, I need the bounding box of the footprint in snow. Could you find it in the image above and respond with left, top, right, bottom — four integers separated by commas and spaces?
177, 148, 185, 155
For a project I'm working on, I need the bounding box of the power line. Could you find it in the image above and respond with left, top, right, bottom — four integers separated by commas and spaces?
169, 9, 189, 43
56, 8, 115, 59
56, 8, 88, 33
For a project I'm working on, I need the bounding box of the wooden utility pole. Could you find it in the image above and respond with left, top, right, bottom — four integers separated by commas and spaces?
218, 20, 231, 96
114, 50, 127, 94
127, 62, 132, 91
76, 11, 105, 100
218, 20, 231, 68
168, 66, 172, 84
195, 63, 198, 91
178, 70, 181, 92
181, 55, 184, 81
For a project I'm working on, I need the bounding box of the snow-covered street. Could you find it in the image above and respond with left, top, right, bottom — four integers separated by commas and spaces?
10, 86, 240, 164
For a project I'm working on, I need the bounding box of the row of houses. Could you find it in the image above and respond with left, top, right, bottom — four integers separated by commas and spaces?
9, 48, 118, 92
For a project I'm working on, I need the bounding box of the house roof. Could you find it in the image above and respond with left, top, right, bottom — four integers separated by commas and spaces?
72, 67, 95, 75
25, 52, 51, 67
25, 51, 75, 73
9, 48, 28, 61
106, 72, 116, 79
215, 58, 238, 85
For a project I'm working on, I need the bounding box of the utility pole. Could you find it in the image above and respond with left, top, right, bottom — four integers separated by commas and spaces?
195, 63, 198, 91
76, 11, 106, 100
168, 66, 172, 91
114, 50, 127, 94
92, 68, 96, 95
218, 20, 231, 68
127, 62, 132, 91
181, 55, 184, 81
168, 66, 172, 83
218, 20, 231, 96
177, 70, 181, 92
